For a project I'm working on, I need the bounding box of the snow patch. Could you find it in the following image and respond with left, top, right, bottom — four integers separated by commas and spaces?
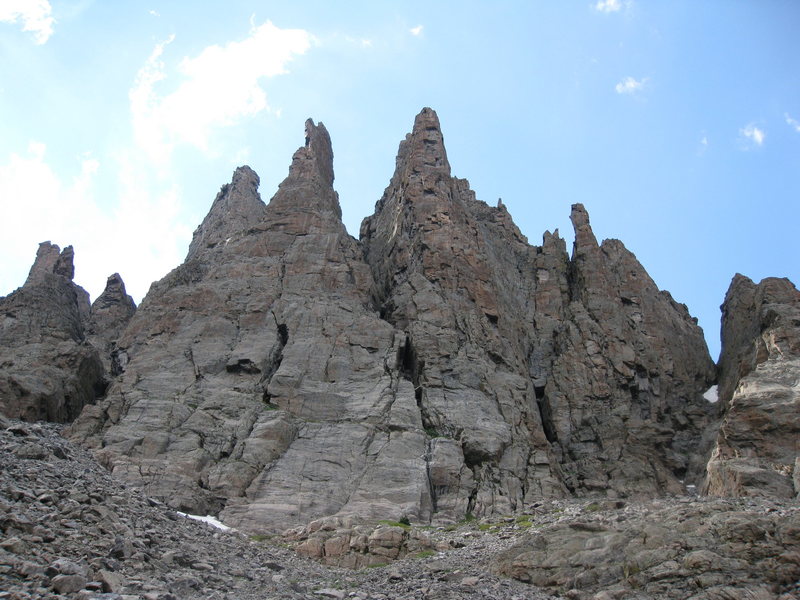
702, 385, 718, 403
177, 512, 234, 532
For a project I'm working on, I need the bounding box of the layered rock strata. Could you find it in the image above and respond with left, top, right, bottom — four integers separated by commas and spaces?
0, 243, 105, 422
67, 110, 719, 533
703, 275, 800, 498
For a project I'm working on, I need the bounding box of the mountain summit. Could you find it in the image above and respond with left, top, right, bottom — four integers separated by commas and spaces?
1, 110, 796, 543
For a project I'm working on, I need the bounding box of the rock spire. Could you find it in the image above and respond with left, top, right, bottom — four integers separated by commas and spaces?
0, 243, 105, 422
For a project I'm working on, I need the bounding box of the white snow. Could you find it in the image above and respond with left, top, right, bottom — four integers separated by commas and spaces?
177, 512, 234, 532
702, 385, 719, 403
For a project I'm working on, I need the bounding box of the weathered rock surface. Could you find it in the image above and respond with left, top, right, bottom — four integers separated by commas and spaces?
6, 418, 795, 600
86, 273, 137, 375
286, 517, 437, 569
66, 109, 719, 534
0, 243, 105, 422
360, 108, 716, 510
3, 418, 557, 600
492, 496, 800, 599
703, 274, 800, 498
68, 120, 435, 531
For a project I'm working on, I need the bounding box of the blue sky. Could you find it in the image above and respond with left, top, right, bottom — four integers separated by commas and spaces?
1, 1, 798, 359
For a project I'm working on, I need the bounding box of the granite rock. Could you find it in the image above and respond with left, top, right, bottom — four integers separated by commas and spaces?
68, 121, 433, 531
492, 497, 800, 599
0, 242, 105, 422
86, 273, 136, 375
360, 108, 715, 512
68, 109, 719, 531
703, 275, 800, 498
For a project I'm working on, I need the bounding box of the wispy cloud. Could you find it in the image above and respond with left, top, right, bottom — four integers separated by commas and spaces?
0, 0, 55, 44
615, 76, 647, 95
0, 141, 192, 303
594, 0, 622, 13
130, 20, 312, 166
409, 25, 423, 36
785, 113, 800, 133
740, 123, 765, 147
697, 134, 709, 156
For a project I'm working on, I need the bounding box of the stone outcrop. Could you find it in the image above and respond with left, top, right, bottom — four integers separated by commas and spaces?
703, 275, 800, 498
68, 121, 436, 531
286, 517, 437, 568
360, 108, 716, 508
86, 273, 137, 375
66, 109, 720, 533
491, 497, 800, 599
0, 242, 105, 422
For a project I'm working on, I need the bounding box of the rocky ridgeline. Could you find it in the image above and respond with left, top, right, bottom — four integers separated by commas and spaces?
62, 108, 723, 529
1, 108, 799, 598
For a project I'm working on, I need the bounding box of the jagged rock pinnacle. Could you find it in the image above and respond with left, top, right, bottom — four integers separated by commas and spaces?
186, 165, 266, 260
393, 107, 451, 178
569, 203, 598, 253
1, 243, 103, 422
286, 119, 335, 188
271, 118, 342, 220
25, 242, 75, 285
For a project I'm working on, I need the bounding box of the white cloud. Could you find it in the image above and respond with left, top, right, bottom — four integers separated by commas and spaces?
410, 25, 423, 36
615, 76, 647, 94
595, 0, 622, 13
740, 123, 765, 147
697, 134, 709, 156
0, 142, 192, 304
149, 9, 160, 17
785, 113, 800, 133
130, 20, 312, 166
0, 0, 55, 44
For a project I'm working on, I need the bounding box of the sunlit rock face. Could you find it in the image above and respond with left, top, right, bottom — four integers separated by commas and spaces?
63, 109, 719, 533
703, 274, 800, 498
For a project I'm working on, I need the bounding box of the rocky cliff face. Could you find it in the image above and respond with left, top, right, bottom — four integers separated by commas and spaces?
703, 275, 800, 498
62, 109, 722, 534
68, 121, 435, 532
0, 243, 106, 422
361, 108, 715, 507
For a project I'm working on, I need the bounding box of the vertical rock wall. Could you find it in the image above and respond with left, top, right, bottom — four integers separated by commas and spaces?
62, 108, 721, 533
703, 275, 800, 498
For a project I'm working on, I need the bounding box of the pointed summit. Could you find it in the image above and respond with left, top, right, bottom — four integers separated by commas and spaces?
393, 107, 451, 179
88, 273, 136, 374
25, 242, 75, 285
270, 118, 342, 220
569, 203, 599, 254
186, 165, 266, 260
285, 118, 334, 188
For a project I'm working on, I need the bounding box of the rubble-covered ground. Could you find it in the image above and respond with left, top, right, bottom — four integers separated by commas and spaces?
1, 419, 797, 600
